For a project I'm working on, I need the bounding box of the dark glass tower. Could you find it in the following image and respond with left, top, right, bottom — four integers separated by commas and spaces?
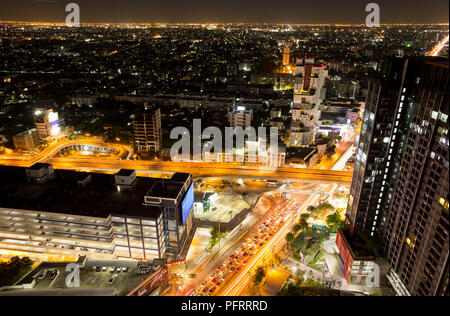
345, 57, 449, 296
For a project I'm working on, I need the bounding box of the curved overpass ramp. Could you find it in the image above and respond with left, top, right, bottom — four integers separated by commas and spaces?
0, 138, 134, 168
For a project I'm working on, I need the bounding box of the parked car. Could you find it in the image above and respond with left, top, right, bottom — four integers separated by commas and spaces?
36, 269, 47, 280
49, 269, 58, 280
108, 274, 118, 285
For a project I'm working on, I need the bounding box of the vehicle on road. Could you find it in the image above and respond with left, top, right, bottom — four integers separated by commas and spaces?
108, 274, 118, 285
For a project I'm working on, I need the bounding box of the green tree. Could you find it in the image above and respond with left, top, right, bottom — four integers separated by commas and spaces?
285, 232, 295, 244
253, 266, 266, 285
209, 226, 228, 249
278, 283, 303, 296
316, 202, 334, 218
326, 212, 344, 233
0, 256, 33, 287
307, 205, 317, 216
299, 214, 311, 231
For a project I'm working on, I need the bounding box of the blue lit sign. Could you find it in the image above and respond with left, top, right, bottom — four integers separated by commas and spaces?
181, 183, 194, 225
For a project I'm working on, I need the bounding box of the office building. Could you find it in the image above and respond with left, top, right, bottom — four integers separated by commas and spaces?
293, 57, 328, 124
133, 108, 162, 154
343, 57, 449, 295
13, 129, 40, 151
228, 106, 253, 129
34, 109, 62, 140
283, 42, 290, 66
289, 122, 315, 147
0, 164, 195, 262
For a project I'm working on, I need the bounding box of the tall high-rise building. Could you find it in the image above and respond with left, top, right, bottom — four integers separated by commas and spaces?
288, 58, 328, 147
133, 108, 162, 154
344, 57, 449, 296
282, 42, 290, 66
382, 58, 449, 296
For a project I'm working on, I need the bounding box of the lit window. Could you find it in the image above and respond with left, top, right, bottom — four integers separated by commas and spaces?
406, 237, 415, 249
440, 197, 449, 211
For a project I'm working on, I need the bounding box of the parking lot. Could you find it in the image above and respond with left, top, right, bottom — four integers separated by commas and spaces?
194, 193, 251, 223
12, 260, 160, 296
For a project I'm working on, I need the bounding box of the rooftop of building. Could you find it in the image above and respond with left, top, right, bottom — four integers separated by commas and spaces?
0, 258, 166, 296
315, 136, 336, 146
116, 169, 135, 177
14, 129, 37, 137
338, 228, 381, 260
0, 165, 190, 219
287, 147, 317, 160
26, 162, 51, 170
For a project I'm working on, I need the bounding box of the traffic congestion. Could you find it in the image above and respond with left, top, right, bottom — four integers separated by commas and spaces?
190, 199, 301, 296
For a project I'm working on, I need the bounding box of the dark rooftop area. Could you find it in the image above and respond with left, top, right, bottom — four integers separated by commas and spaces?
116, 169, 135, 177
27, 163, 50, 171
0, 166, 189, 219
339, 228, 381, 259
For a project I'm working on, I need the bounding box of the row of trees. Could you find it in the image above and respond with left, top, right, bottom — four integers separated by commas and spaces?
208, 226, 228, 250
0, 256, 33, 287
277, 272, 326, 296
307, 202, 334, 219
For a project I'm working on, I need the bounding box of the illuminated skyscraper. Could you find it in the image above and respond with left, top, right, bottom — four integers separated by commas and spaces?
133, 108, 162, 155
288, 58, 328, 147
283, 42, 290, 66
344, 57, 449, 296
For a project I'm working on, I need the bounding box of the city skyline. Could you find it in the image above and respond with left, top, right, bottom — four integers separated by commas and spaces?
0, 0, 448, 24
0, 3, 448, 298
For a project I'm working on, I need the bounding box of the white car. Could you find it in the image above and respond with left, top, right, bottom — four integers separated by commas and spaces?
108, 274, 118, 285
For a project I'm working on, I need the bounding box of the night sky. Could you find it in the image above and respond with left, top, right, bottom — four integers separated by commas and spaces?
0, 0, 448, 24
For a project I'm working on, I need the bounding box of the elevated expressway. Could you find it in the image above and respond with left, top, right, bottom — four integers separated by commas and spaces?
0, 139, 352, 183
46, 158, 353, 183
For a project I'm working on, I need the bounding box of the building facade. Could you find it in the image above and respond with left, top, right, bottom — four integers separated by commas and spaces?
13, 129, 40, 151
228, 106, 253, 129
382, 58, 449, 296
288, 58, 328, 148
133, 108, 162, 154
344, 57, 449, 296
0, 165, 195, 262
34, 109, 61, 140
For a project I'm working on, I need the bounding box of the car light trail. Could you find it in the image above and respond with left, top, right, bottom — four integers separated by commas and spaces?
428, 34, 449, 56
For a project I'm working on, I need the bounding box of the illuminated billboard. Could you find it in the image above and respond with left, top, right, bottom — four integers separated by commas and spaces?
181, 183, 194, 225
48, 111, 61, 136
